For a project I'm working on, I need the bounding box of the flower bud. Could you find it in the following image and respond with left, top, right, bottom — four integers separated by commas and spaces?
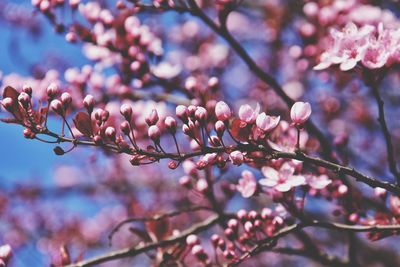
145, 109, 159, 126
224, 228, 235, 240
83, 94, 95, 113
91, 137, 103, 148
195, 106, 207, 122
22, 84, 32, 96
179, 176, 192, 188
61, 92, 72, 108
237, 209, 248, 221
168, 161, 178, 169
65, 32, 77, 43
0, 244, 12, 264
196, 178, 209, 193
290, 101, 312, 126
186, 235, 200, 246
50, 99, 64, 115
1, 98, 14, 112
215, 101, 232, 121
176, 105, 188, 122
215, 120, 225, 137
211, 234, 220, 247
23, 128, 35, 139
47, 83, 60, 99
148, 125, 161, 142
105, 126, 116, 141
101, 110, 110, 122
164, 116, 177, 133
229, 151, 244, 165
244, 221, 254, 233
120, 104, 133, 121
208, 77, 219, 89
120, 121, 130, 135
228, 219, 239, 230
18, 92, 31, 109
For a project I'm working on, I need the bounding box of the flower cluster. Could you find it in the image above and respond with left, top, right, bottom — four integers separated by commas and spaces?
314, 22, 400, 71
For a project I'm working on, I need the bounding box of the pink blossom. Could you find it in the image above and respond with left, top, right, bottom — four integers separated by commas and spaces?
236, 170, 257, 198
215, 101, 232, 121
229, 151, 244, 165
314, 23, 374, 71
238, 103, 260, 123
290, 102, 312, 125
256, 113, 280, 132
307, 174, 332, 190
259, 163, 305, 192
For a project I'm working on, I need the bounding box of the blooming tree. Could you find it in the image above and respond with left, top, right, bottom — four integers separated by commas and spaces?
1, 0, 400, 266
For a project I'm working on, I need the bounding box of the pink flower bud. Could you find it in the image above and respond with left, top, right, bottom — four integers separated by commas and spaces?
224, 228, 235, 240
208, 77, 219, 89
229, 151, 244, 165
1, 98, 14, 112
374, 187, 387, 198
237, 209, 248, 221
256, 113, 280, 132
195, 106, 208, 122
179, 176, 192, 188
0, 244, 12, 264
348, 213, 359, 224
261, 208, 272, 219
101, 110, 110, 122
211, 234, 220, 247
196, 178, 209, 193
69, 0, 80, 8
164, 116, 177, 133
120, 121, 130, 135
244, 221, 254, 233
47, 83, 60, 99
191, 244, 204, 256
145, 109, 159, 126
215, 120, 225, 137
50, 99, 64, 115
18, 92, 31, 109
22, 85, 32, 96
188, 105, 197, 117
120, 104, 133, 121
176, 105, 188, 122
248, 210, 258, 220
148, 125, 161, 142
105, 126, 116, 141
93, 135, 102, 145
61, 92, 72, 108
290, 102, 312, 125
83, 94, 95, 113
65, 32, 77, 42
228, 219, 239, 229
186, 234, 200, 246
23, 128, 35, 139
215, 101, 232, 121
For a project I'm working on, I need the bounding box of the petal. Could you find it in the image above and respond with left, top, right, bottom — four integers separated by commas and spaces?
288, 175, 306, 187
276, 183, 292, 192
259, 178, 278, 187
261, 167, 279, 181
340, 58, 358, 71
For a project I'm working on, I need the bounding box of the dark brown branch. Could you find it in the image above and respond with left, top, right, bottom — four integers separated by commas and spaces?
230, 220, 400, 266
108, 206, 214, 244
370, 79, 400, 183
66, 214, 222, 267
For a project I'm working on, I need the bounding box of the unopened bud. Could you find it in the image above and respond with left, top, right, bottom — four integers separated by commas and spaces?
120, 104, 133, 121
83, 94, 95, 113
105, 126, 116, 141
50, 99, 64, 115
145, 109, 159, 126
47, 83, 60, 99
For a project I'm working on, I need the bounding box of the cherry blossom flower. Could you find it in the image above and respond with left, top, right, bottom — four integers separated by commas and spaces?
256, 113, 280, 132
237, 170, 257, 198
238, 103, 260, 123
307, 174, 332, 190
259, 162, 305, 192
290, 102, 312, 125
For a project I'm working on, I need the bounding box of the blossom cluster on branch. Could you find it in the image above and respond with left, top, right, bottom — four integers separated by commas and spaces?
1, 0, 400, 266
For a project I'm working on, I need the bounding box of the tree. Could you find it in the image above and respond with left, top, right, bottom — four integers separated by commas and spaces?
1, 0, 400, 266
